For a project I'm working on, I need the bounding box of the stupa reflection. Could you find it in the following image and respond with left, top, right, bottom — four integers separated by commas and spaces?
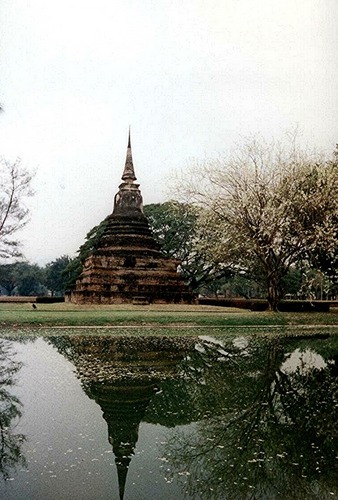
49, 335, 195, 500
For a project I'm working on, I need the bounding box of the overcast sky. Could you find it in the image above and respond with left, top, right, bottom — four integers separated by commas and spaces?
1, 0, 338, 265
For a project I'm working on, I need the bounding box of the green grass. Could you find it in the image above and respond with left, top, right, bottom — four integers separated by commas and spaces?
0, 302, 337, 330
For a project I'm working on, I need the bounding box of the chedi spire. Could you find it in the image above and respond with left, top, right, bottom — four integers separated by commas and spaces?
113, 130, 143, 216
121, 128, 136, 183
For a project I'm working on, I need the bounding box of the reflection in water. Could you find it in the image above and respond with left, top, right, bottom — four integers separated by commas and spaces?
49, 335, 195, 500
1, 332, 337, 499
0, 339, 26, 480
91, 380, 156, 500
49, 334, 338, 500
161, 336, 338, 499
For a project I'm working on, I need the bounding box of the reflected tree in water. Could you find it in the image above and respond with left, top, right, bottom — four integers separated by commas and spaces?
46, 334, 338, 499
0, 339, 26, 480
159, 336, 338, 500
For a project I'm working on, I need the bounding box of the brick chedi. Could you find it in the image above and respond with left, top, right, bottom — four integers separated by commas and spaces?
67, 133, 193, 304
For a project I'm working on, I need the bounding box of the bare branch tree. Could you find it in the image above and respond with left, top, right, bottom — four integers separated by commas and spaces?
0, 158, 34, 259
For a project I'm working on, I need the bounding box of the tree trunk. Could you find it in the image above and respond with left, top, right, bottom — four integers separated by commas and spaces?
267, 274, 281, 312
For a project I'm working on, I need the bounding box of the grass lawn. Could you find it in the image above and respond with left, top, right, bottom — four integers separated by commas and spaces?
0, 302, 337, 334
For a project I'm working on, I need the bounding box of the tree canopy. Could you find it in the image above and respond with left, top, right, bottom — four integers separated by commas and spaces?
45, 255, 73, 296
144, 201, 230, 292
0, 262, 46, 296
176, 138, 338, 310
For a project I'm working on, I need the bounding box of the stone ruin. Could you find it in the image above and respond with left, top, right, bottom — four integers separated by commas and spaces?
66, 133, 193, 304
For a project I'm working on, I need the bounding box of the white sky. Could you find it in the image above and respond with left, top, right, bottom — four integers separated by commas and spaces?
1, 0, 338, 265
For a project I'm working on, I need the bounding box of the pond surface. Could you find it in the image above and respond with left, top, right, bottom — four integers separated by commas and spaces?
0, 332, 337, 499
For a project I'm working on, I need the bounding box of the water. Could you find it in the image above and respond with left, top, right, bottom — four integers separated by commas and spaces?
0, 332, 337, 499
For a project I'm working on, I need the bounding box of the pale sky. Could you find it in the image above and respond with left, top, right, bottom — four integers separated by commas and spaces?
1, 0, 337, 265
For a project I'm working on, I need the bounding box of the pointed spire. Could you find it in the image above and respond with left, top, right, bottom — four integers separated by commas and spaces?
116, 457, 131, 500
122, 128, 137, 182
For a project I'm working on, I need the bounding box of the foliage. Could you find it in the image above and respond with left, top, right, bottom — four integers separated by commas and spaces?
218, 273, 265, 299
0, 261, 46, 296
179, 137, 338, 310
0, 264, 18, 296
0, 339, 26, 479
298, 268, 335, 300
144, 201, 230, 291
61, 257, 82, 290
45, 255, 72, 295
280, 266, 303, 297
157, 336, 338, 499
144, 201, 198, 259
77, 218, 110, 263
306, 144, 338, 286
0, 158, 34, 259
15, 263, 46, 296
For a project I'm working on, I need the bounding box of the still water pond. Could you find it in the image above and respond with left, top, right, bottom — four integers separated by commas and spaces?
0, 332, 337, 499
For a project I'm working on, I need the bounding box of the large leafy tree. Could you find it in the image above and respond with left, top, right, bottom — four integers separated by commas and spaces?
144, 201, 230, 291
0, 264, 18, 295
0, 158, 34, 259
45, 255, 73, 296
305, 144, 338, 289
179, 138, 338, 311
14, 262, 46, 296
0, 262, 46, 296
144, 202, 196, 259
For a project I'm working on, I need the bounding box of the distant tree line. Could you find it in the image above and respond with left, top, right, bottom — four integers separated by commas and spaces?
0, 256, 72, 297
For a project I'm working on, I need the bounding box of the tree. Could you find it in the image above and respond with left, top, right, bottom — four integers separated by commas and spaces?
179, 138, 338, 310
13, 262, 46, 296
220, 273, 265, 299
0, 158, 34, 259
0, 262, 46, 296
0, 264, 18, 295
45, 255, 73, 296
144, 202, 197, 259
144, 201, 230, 292
304, 144, 338, 288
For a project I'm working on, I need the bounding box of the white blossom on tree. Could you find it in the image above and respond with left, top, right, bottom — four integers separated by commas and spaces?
177, 137, 338, 311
